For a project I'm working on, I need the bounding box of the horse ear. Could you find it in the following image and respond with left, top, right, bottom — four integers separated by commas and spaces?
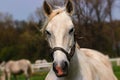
43, 1, 52, 17
66, 0, 74, 15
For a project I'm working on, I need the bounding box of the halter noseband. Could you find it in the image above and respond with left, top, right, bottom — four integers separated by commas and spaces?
50, 42, 76, 61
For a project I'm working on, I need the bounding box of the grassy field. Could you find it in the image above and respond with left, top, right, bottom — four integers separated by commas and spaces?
112, 62, 120, 80
0, 64, 118, 80
10, 71, 48, 80
113, 66, 120, 80
9, 65, 120, 80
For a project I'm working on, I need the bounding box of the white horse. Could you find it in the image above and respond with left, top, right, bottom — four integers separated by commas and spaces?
0, 61, 6, 80
42, 0, 117, 80
0, 59, 32, 80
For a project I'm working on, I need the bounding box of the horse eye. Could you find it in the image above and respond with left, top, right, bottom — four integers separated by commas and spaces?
69, 28, 74, 34
45, 30, 51, 36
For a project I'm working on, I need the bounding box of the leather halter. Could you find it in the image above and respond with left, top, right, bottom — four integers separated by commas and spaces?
50, 42, 76, 61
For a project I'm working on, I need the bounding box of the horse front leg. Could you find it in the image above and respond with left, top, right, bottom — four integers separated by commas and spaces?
25, 76, 30, 80
24, 71, 30, 80
13, 75, 17, 80
6, 72, 11, 80
0, 72, 6, 80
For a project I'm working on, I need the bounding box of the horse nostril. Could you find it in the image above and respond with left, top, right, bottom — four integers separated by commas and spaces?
61, 61, 68, 71
53, 62, 57, 72
53, 62, 57, 68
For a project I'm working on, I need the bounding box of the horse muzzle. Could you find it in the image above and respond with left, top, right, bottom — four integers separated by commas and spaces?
53, 61, 68, 77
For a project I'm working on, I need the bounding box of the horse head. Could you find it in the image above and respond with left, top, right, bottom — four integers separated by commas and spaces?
43, 0, 75, 77
0, 61, 5, 72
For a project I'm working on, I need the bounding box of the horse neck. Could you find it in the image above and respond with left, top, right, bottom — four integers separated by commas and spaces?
70, 50, 80, 70
67, 47, 82, 78
67, 46, 91, 79
68, 47, 98, 80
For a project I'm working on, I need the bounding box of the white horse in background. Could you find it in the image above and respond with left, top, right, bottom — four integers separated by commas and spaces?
0, 61, 6, 80
0, 59, 32, 80
42, 0, 117, 80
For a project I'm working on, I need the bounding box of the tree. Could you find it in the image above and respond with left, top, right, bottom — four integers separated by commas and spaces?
107, 0, 120, 56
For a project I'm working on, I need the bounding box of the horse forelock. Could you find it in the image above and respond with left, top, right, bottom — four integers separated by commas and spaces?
41, 7, 67, 34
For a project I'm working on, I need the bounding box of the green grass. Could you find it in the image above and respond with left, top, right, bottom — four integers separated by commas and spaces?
31, 72, 48, 80
10, 72, 48, 80
112, 64, 120, 80
2, 65, 120, 80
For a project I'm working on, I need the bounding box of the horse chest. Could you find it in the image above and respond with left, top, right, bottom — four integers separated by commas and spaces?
12, 70, 23, 75
64, 71, 83, 80
9, 65, 23, 74
65, 75, 83, 80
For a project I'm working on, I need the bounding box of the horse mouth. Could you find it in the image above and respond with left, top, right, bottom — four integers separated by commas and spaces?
55, 70, 68, 77
56, 72, 67, 77
53, 65, 68, 77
